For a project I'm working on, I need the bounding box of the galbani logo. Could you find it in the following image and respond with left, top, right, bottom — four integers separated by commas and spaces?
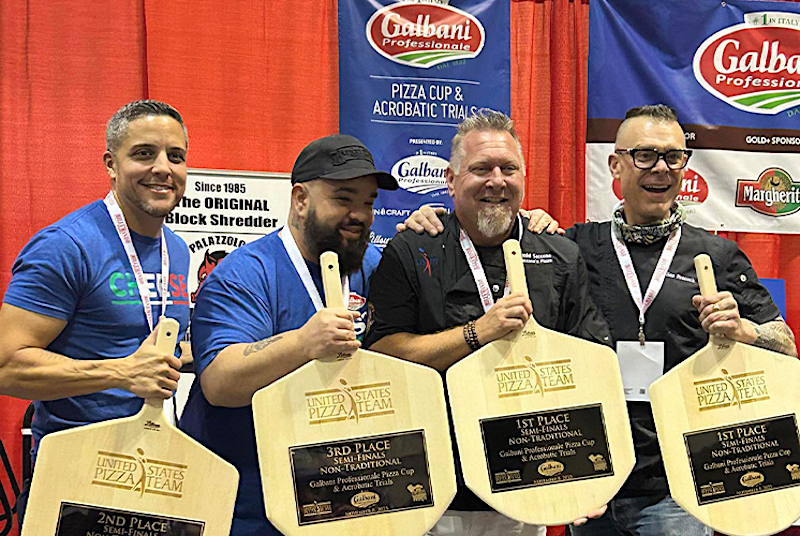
611, 169, 708, 206
391, 154, 449, 194
693, 12, 800, 115
677, 169, 709, 205
736, 167, 800, 217
366, 2, 485, 68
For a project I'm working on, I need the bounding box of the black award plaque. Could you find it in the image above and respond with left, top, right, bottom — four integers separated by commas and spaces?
290, 430, 434, 525
684, 414, 800, 505
480, 403, 614, 492
55, 502, 204, 536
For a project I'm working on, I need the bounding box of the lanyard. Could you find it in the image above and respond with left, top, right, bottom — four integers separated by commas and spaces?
280, 227, 349, 311
103, 191, 169, 332
458, 215, 522, 314
610, 223, 681, 345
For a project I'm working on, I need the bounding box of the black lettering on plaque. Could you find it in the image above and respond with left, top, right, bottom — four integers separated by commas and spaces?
684, 414, 800, 505
290, 430, 434, 525
480, 404, 613, 492
55, 502, 203, 536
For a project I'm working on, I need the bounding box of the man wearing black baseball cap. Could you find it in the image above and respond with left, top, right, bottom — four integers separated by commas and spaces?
180, 134, 397, 535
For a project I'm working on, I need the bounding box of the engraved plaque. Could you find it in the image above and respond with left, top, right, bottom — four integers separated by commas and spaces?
480, 404, 613, 492
55, 502, 204, 535
685, 414, 800, 505
290, 430, 434, 525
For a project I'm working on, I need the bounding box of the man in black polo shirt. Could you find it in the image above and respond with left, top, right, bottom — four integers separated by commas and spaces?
365, 109, 610, 536
400, 104, 796, 535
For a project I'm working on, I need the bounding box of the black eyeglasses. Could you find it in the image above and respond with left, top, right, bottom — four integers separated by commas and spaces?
614, 148, 693, 170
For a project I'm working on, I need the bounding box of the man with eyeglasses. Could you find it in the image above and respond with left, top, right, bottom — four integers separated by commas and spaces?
399, 104, 796, 535
565, 104, 795, 535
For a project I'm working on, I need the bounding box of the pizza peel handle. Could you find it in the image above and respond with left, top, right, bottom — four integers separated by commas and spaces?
139, 316, 180, 423
694, 254, 718, 296
321, 250, 345, 309
503, 239, 528, 297
694, 254, 723, 348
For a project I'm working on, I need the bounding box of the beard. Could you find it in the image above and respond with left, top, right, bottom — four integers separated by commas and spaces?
476, 203, 514, 239
304, 206, 370, 275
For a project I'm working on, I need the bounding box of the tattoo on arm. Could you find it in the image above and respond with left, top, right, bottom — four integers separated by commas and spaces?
243, 335, 284, 357
751, 320, 797, 357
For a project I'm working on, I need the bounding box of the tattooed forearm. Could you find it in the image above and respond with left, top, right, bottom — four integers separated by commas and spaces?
243, 335, 284, 357
750, 320, 797, 357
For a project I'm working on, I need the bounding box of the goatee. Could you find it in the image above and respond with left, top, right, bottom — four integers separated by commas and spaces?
476, 204, 514, 239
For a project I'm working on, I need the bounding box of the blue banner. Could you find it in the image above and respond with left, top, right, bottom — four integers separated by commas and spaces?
339, 0, 510, 247
588, 0, 800, 129
586, 0, 800, 234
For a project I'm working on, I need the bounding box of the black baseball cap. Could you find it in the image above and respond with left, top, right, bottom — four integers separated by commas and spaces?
291, 134, 398, 190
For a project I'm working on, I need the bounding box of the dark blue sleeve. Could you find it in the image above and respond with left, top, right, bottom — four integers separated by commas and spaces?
3, 228, 86, 320
190, 277, 274, 377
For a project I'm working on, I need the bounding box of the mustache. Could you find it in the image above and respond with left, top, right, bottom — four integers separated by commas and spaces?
339, 219, 365, 229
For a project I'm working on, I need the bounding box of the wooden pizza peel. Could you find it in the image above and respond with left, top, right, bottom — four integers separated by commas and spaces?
252, 251, 456, 536
21, 317, 239, 536
445, 239, 635, 525
650, 254, 800, 536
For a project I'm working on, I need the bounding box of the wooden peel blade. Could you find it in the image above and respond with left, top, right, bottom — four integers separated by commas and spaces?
21, 318, 239, 536
445, 239, 634, 525
253, 250, 455, 536
650, 254, 800, 536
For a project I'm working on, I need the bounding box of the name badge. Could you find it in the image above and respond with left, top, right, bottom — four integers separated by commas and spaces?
616, 341, 665, 402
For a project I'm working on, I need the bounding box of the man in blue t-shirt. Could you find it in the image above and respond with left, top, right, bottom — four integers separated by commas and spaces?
0, 100, 191, 527
179, 134, 398, 536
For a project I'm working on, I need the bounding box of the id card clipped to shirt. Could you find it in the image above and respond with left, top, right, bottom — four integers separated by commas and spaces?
616, 341, 664, 402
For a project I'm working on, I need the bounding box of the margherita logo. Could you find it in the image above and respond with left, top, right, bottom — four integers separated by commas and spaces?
366, 2, 485, 68
693, 12, 800, 115
736, 167, 800, 216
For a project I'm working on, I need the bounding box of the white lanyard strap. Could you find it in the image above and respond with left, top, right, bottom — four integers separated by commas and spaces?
610, 223, 681, 344
280, 227, 349, 312
103, 191, 169, 332
458, 215, 522, 314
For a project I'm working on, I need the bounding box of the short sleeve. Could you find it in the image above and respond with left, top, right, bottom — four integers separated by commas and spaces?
190, 277, 274, 376
3, 228, 86, 320
717, 243, 780, 325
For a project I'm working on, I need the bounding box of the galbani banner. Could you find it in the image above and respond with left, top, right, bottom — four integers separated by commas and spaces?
586, 0, 800, 233
339, 0, 510, 246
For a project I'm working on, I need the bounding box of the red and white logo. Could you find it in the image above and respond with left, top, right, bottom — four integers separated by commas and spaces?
693, 12, 800, 115
611, 168, 708, 206
348, 292, 366, 311
676, 169, 709, 205
366, 2, 485, 69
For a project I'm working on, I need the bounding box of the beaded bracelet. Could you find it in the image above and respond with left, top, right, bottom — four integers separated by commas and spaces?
463, 320, 481, 351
